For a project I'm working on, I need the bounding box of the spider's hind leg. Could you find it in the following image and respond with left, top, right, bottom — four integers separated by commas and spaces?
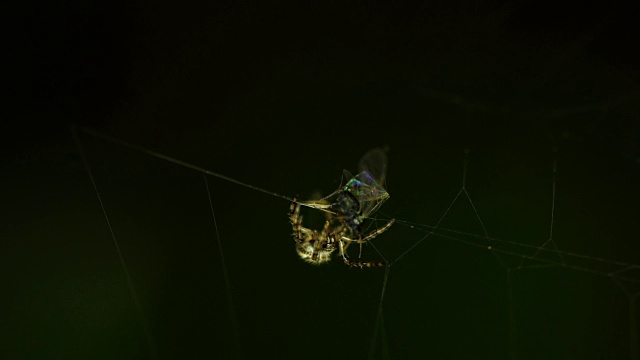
340, 218, 396, 268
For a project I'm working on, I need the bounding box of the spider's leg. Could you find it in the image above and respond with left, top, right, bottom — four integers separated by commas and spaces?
312, 219, 333, 262
338, 238, 350, 265
345, 218, 395, 244
342, 238, 352, 252
289, 198, 305, 243
364, 218, 395, 242
339, 239, 385, 268
339, 219, 395, 268
297, 197, 337, 217
338, 237, 357, 267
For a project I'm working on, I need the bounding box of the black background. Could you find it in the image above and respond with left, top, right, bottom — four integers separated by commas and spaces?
3, 1, 640, 359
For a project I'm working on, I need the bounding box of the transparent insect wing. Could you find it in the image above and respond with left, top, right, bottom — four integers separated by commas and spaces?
357, 182, 388, 218
341, 169, 355, 189
358, 148, 388, 188
343, 171, 389, 218
344, 171, 386, 199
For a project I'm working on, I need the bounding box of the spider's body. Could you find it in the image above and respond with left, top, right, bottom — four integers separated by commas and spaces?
289, 199, 342, 265
289, 148, 394, 268
289, 199, 394, 268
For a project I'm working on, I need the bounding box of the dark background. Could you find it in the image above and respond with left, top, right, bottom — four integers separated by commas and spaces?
3, 1, 640, 359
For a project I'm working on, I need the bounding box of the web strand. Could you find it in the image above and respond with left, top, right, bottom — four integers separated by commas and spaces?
393, 220, 640, 284
71, 126, 158, 359
369, 265, 391, 360
77, 126, 640, 358
518, 147, 565, 269
78, 126, 640, 284
203, 175, 242, 359
77, 126, 295, 203
76, 126, 341, 215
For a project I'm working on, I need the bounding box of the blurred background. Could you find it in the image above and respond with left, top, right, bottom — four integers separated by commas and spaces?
3, 1, 640, 359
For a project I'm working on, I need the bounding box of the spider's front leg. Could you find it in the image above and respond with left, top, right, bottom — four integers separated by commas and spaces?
289, 198, 306, 243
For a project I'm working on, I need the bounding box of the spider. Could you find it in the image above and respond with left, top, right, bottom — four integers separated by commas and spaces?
289, 196, 395, 268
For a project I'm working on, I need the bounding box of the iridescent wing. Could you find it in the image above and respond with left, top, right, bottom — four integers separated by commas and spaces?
297, 148, 390, 233
350, 148, 389, 218
341, 170, 388, 217
329, 149, 389, 236
358, 148, 387, 188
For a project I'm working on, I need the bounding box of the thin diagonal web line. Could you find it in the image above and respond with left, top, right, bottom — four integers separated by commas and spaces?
72, 126, 158, 359
77, 126, 640, 283
203, 175, 242, 359
77, 126, 294, 202
76, 126, 640, 359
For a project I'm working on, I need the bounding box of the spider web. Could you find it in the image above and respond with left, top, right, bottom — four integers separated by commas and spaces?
73, 121, 640, 360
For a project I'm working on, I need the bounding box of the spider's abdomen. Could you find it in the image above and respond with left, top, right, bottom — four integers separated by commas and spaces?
295, 240, 334, 265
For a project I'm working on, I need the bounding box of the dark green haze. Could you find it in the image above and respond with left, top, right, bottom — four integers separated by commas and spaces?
3, 1, 639, 359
